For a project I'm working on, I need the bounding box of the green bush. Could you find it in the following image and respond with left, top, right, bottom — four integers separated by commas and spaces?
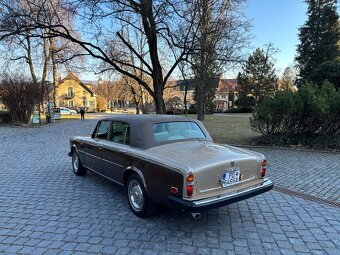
251, 81, 340, 148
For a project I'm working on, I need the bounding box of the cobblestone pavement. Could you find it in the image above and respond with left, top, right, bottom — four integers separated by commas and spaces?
0, 114, 339, 255
245, 147, 340, 202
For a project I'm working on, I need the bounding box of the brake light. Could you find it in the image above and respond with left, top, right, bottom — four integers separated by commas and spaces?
261, 159, 266, 177
187, 185, 193, 196
186, 173, 194, 197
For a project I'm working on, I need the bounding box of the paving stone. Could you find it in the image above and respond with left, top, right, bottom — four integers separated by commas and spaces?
0, 115, 339, 255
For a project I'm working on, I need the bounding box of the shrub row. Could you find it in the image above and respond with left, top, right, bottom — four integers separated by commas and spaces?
250, 81, 340, 147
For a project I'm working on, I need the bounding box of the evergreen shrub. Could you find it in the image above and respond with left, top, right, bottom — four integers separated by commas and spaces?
250, 81, 340, 148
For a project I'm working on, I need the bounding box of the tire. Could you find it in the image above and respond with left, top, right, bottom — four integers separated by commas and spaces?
72, 150, 87, 176
126, 174, 157, 218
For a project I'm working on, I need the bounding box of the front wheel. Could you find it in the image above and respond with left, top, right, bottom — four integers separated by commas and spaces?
126, 174, 157, 218
72, 150, 87, 176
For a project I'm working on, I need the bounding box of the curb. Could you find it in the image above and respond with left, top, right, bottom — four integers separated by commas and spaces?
230, 144, 340, 154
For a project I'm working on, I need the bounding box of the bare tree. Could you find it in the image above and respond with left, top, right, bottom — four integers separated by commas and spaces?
191, 0, 251, 120
178, 61, 194, 116
0, 0, 81, 118
0, 0, 203, 114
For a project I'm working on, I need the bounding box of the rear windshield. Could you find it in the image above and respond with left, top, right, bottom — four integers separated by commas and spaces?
153, 121, 206, 143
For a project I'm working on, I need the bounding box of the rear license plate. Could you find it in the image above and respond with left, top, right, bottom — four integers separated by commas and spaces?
220, 168, 240, 187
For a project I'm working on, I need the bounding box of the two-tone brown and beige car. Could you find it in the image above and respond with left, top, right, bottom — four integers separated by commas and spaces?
69, 115, 273, 219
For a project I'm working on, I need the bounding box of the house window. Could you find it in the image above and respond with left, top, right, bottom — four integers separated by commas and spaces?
89, 101, 95, 107
68, 101, 74, 107
67, 87, 74, 98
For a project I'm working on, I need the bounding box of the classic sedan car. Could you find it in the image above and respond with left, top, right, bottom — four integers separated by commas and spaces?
69, 115, 273, 218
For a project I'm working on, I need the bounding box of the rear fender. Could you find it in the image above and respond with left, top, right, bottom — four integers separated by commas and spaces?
123, 166, 149, 195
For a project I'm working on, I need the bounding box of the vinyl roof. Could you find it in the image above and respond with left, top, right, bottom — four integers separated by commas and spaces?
101, 114, 198, 124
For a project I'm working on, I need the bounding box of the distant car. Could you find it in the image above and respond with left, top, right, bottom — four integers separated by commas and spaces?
68, 115, 273, 218
60, 107, 77, 115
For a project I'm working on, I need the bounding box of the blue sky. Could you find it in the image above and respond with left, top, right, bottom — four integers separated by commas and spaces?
78, 0, 310, 80
244, 0, 308, 76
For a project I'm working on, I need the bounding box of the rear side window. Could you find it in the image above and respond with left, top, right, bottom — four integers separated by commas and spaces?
95, 121, 110, 139
111, 121, 130, 145
153, 121, 205, 143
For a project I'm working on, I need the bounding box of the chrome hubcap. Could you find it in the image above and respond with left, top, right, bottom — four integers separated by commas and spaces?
128, 179, 144, 211
73, 153, 79, 172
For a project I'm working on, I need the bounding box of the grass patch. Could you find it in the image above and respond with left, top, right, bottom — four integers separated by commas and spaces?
187, 113, 339, 151
187, 113, 260, 145
58, 114, 81, 120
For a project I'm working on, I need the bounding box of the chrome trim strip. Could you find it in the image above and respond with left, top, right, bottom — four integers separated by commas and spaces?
83, 151, 101, 160
193, 179, 273, 206
102, 158, 124, 168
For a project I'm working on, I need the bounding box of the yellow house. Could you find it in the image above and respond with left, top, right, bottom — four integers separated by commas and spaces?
55, 72, 97, 112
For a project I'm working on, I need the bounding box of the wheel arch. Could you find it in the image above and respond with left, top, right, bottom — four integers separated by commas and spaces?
123, 166, 149, 195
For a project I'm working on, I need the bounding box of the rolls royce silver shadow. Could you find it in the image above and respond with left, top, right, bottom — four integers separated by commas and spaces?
68, 115, 273, 218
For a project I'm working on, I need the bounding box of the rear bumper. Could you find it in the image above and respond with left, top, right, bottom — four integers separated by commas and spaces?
168, 179, 274, 212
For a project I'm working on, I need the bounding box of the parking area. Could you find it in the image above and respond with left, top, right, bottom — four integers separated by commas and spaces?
0, 114, 339, 255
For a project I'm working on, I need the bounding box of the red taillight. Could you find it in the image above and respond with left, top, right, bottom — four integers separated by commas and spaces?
186, 173, 194, 196
261, 159, 267, 177
187, 185, 193, 196
170, 186, 178, 194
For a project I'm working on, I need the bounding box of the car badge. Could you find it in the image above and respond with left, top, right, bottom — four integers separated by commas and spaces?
231, 162, 234, 167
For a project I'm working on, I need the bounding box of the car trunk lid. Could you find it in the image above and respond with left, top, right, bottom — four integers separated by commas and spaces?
148, 141, 262, 198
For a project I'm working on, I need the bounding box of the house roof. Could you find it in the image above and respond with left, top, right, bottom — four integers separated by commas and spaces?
218, 79, 239, 93
60, 72, 96, 97
173, 78, 239, 93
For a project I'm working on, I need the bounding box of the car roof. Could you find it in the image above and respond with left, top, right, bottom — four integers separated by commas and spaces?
100, 114, 199, 125
96, 114, 213, 149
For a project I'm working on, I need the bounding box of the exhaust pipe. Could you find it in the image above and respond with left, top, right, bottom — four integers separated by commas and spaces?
191, 212, 201, 220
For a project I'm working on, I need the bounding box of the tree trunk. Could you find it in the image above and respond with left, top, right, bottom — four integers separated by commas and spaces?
153, 93, 166, 114
197, 48, 205, 121
184, 80, 188, 116
141, 0, 165, 114
197, 78, 204, 121
153, 80, 166, 114
26, 32, 37, 84
50, 37, 57, 108
135, 103, 140, 114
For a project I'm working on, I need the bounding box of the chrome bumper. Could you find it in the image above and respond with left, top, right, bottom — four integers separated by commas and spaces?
168, 179, 274, 212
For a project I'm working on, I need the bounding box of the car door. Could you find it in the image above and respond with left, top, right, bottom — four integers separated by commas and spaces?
84, 120, 111, 173
101, 121, 130, 184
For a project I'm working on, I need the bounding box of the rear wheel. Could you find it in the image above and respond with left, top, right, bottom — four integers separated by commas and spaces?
72, 150, 87, 176
126, 174, 157, 217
